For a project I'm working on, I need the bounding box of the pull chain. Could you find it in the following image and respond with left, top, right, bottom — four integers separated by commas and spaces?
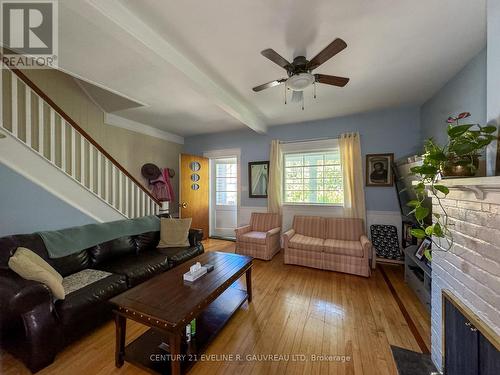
302, 92, 304, 111
284, 85, 287, 105
313, 82, 317, 99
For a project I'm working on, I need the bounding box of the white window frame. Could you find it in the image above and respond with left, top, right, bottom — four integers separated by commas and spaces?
281, 139, 344, 207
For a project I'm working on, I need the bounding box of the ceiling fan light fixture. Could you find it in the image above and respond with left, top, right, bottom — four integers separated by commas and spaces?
286, 72, 315, 91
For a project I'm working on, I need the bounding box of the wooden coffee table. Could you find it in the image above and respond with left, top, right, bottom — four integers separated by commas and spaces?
110, 251, 252, 375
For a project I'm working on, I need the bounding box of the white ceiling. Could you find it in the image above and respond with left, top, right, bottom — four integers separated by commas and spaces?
58, 0, 486, 137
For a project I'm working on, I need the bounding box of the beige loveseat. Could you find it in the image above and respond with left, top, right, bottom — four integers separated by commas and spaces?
282, 216, 373, 277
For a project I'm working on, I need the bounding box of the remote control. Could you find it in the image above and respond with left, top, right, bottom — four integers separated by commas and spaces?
205, 263, 214, 272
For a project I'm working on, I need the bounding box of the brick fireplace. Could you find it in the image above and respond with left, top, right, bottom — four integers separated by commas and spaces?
430, 177, 500, 370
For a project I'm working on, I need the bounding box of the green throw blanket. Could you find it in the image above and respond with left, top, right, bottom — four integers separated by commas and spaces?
38, 216, 160, 258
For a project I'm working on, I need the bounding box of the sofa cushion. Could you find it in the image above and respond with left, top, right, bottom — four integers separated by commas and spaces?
0, 234, 49, 268
8, 247, 65, 300
293, 216, 325, 238
157, 245, 204, 267
250, 213, 280, 232
239, 231, 267, 245
289, 234, 324, 252
158, 218, 191, 248
55, 273, 127, 344
325, 218, 364, 241
324, 239, 364, 257
88, 236, 137, 265
62, 269, 112, 295
134, 231, 160, 253
95, 252, 170, 287
49, 249, 91, 277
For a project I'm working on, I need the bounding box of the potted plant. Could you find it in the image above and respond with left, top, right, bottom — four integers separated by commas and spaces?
408, 112, 497, 256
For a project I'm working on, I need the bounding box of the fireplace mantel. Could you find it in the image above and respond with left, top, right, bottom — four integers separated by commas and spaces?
436, 176, 500, 200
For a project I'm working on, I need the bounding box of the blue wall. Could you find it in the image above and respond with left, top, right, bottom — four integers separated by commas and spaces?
487, 3, 500, 175
184, 106, 421, 212
421, 49, 487, 146
0, 163, 96, 237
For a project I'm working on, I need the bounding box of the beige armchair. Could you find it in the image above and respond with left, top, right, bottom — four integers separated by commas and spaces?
235, 213, 281, 260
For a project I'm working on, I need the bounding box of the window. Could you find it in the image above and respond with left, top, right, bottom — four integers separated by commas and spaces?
283, 150, 343, 205
215, 160, 237, 205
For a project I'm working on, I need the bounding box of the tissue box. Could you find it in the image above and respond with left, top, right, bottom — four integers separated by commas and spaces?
183, 266, 207, 282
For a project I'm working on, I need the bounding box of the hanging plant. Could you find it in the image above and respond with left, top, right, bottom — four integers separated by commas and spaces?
408, 112, 497, 259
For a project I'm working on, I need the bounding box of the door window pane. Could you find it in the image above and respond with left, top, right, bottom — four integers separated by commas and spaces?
215, 161, 237, 206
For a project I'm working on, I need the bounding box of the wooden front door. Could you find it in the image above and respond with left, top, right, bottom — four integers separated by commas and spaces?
179, 154, 209, 239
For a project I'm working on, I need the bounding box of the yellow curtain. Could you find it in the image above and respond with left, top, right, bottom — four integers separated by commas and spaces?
339, 133, 366, 219
268, 139, 282, 214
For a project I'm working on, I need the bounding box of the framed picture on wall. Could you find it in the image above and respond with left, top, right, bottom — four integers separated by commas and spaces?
415, 238, 431, 260
248, 161, 269, 198
366, 153, 394, 186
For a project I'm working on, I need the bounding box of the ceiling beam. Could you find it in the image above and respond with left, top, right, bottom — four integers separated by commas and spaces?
85, 0, 267, 134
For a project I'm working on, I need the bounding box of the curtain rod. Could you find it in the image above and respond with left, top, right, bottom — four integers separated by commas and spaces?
279, 133, 358, 144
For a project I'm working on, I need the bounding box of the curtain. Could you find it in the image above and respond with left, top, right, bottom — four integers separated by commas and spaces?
268, 139, 283, 214
339, 132, 366, 220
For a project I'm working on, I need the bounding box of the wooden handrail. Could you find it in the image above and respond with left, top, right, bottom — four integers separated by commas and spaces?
2, 59, 161, 206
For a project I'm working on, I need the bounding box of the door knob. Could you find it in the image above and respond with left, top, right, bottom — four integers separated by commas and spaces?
180, 202, 188, 209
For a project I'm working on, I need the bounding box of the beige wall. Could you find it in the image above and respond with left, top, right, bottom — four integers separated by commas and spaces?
18, 68, 182, 210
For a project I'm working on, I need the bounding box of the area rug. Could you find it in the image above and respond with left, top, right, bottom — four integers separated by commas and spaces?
390, 346, 437, 375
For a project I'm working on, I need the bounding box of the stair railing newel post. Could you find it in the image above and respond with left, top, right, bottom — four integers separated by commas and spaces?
0, 57, 161, 217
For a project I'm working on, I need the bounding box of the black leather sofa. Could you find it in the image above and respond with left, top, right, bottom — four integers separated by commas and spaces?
0, 224, 204, 373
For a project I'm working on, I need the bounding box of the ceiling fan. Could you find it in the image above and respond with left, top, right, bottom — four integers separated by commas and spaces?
252, 38, 349, 107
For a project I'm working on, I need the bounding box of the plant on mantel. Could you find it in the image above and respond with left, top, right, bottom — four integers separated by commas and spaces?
409, 112, 497, 258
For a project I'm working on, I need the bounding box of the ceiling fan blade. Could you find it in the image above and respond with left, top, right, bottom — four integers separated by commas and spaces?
261, 49, 292, 70
308, 38, 347, 70
252, 79, 287, 92
315, 74, 349, 87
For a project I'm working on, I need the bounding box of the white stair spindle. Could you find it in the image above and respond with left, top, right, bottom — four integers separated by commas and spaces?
118, 171, 123, 212
61, 120, 66, 172
49, 110, 55, 162
130, 185, 135, 218
139, 190, 142, 217
38, 99, 44, 155
89, 146, 94, 192
97, 152, 102, 198
136, 189, 140, 217
139, 188, 143, 217
70, 127, 76, 178
105, 158, 110, 203
11, 73, 18, 137
25, 88, 31, 146
130, 186, 137, 218
112, 165, 117, 207
80, 136, 85, 185
125, 178, 130, 217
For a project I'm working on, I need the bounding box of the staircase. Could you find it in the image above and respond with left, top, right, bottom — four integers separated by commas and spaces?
0, 64, 160, 221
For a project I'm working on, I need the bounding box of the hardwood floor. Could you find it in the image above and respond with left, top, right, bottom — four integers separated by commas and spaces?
1, 239, 430, 375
